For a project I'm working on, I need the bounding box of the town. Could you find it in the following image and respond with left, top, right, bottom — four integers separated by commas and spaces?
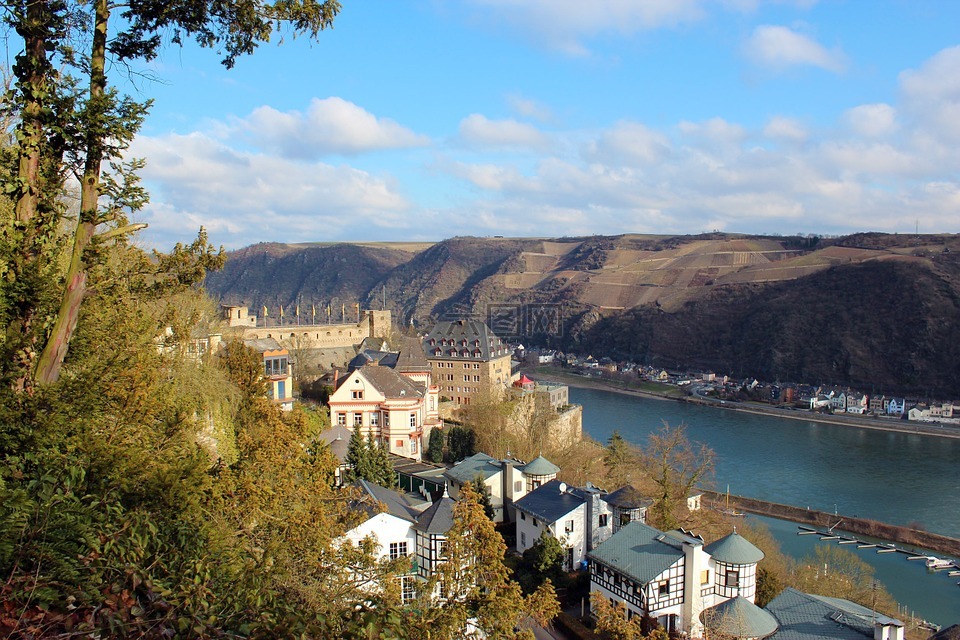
209, 303, 955, 640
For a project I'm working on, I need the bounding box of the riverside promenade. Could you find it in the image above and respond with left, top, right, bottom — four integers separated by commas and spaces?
530, 367, 960, 440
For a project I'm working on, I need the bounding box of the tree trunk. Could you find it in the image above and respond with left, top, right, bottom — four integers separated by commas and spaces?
35, 0, 109, 386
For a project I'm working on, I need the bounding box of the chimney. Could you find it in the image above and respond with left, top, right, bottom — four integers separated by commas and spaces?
333, 368, 340, 389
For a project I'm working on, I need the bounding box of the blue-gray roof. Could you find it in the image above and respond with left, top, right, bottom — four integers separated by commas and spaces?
765, 588, 902, 640
514, 480, 585, 524
357, 479, 417, 523
603, 485, 652, 509
702, 596, 779, 638
317, 424, 353, 462
414, 496, 456, 534
520, 455, 560, 477
704, 531, 764, 565
587, 521, 686, 585
444, 452, 501, 484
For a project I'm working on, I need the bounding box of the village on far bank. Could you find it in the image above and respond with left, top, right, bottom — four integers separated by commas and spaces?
205, 304, 955, 640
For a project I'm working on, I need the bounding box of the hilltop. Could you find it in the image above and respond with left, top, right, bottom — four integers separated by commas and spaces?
204, 232, 960, 396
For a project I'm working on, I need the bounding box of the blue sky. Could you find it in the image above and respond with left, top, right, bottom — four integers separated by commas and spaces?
121, 0, 960, 249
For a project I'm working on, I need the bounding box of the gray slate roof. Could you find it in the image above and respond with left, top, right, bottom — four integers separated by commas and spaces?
703, 596, 779, 639
514, 479, 585, 524
603, 485, 653, 509
414, 495, 456, 534
765, 588, 902, 640
444, 452, 501, 484
423, 319, 510, 361
931, 624, 960, 640
355, 364, 424, 399
317, 424, 353, 462
704, 531, 764, 565
356, 479, 418, 523
521, 455, 560, 477
348, 350, 399, 371
587, 521, 686, 585
243, 337, 285, 353
396, 337, 432, 373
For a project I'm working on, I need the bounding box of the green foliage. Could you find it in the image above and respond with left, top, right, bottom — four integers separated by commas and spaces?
344, 428, 396, 487
469, 475, 495, 520
427, 426, 444, 463
445, 425, 476, 462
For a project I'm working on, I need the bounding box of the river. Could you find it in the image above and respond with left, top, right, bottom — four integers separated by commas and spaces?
571, 386, 960, 626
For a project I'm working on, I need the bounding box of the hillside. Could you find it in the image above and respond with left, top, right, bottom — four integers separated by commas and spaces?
203, 233, 960, 395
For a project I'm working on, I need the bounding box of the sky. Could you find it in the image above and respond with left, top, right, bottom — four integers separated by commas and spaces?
117, 0, 960, 250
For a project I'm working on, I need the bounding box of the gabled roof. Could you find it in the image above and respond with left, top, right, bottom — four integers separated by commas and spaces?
414, 495, 456, 534
702, 596, 779, 639
396, 337, 432, 373
356, 479, 417, 523
354, 365, 424, 399
931, 624, 960, 640
444, 452, 501, 484
317, 425, 353, 462
422, 319, 510, 361
348, 349, 399, 371
514, 479, 585, 524
764, 588, 902, 640
704, 531, 764, 565
603, 485, 652, 510
520, 455, 560, 477
587, 521, 686, 586
243, 337, 286, 354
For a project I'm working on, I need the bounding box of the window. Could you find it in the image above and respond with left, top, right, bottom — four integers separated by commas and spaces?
396, 440, 403, 448
336, 413, 346, 426
598, 514, 608, 527
725, 569, 740, 588
409, 413, 417, 428
620, 512, 632, 526
514, 480, 522, 492
410, 440, 418, 454
400, 575, 416, 603
264, 356, 288, 376
389, 541, 408, 560
520, 532, 526, 546
520, 512, 526, 520
438, 540, 448, 558
370, 413, 379, 426
701, 570, 710, 586
565, 519, 574, 533
353, 413, 363, 426
532, 518, 538, 528
352, 390, 363, 399
658, 580, 670, 596
384, 413, 390, 427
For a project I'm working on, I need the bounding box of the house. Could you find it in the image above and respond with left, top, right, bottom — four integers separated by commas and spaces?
328, 361, 441, 461
886, 398, 906, 416
602, 485, 652, 533
243, 337, 294, 411
829, 392, 848, 412
343, 480, 457, 603
845, 392, 868, 414
588, 522, 764, 636
443, 452, 559, 523
422, 319, 515, 406
869, 395, 885, 414
514, 480, 612, 570
759, 587, 903, 640
317, 424, 353, 487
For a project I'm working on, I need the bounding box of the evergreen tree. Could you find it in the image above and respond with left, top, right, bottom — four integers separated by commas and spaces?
369, 432, 397, 488
345, 425, 369, 483
469, 475, 496, 520
427, 426, 445, 463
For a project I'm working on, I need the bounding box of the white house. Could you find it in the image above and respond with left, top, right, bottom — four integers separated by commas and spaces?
443, 453, 559, 523
514, 480, 612, 571
588, 522, 764, 637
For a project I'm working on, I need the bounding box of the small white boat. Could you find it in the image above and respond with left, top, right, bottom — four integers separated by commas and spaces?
925, 556, 955, 570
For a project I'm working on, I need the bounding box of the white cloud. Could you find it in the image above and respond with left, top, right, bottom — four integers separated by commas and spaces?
506, 94, 554, 123
899, 45, 960, 142
743, 25, 846, 73
458, 114, 551, 150
463, 0, 705, 55
763, 116, 808, 142
131, 132, 412, 248
842, 104, 898, 138
583, 120, 672, 166
238, 97, 430, 158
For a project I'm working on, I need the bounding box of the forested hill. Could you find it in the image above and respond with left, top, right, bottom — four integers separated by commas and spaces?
204, 233, 960, 396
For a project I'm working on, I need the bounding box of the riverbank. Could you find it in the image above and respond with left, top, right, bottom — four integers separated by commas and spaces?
530, 367, 960, 440
704, 491, 960, 558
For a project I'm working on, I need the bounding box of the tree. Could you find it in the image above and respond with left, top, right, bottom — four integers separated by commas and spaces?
642, 423, 714, 530
604, 429, 637, 487
344, 428, 396, 487
446, 425, 476, 462
469, 475, 495, 520
791, 546, 896, 612
3, 0, 340, 391
591, 592, 644, 640
427, 426, 444, 463
522, 531, 565, 585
